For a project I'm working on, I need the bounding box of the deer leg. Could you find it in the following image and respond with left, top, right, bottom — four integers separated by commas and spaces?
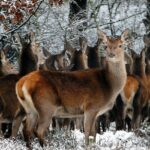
123, 106, 127, 130
100, 114, 107, 132
115, 95, 124, 130
12, 116, 24, 138
24, 111, 38, 148
0, 123, 2, 136
125, 117, 131, 131
132, 104, 141, 130
51, 118, 56, 133
90, 116, 98, 142
95, 116, 101, 134
80, 118, 84, 132
36, 123, 50, 147
11, 107, 25, 138
1, 123, 12, 138
23, 120, 32, 148
57, 118, 63, 130
106, 113, 111, 130
84, 111, 97, 145
1, 123, 8, 137
35, 114, 52, 147
22, 120, 30, 147
70, 119, 75, 130
63, 118, 70, 130
76, 118, 83, 132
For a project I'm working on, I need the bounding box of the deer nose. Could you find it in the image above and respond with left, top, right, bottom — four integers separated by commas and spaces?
109, 53, 115, 58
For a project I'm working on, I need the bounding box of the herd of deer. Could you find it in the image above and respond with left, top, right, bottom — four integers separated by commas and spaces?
0, 29, 149, 149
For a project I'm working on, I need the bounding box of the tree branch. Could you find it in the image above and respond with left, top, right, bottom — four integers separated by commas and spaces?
1, 0, 44, 35
100, 10, 146, 27
88, 10, 146, 28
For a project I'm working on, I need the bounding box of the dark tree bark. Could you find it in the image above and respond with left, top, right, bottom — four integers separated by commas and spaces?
69, 0, 87, 31
143, 0, 150, 70
143, 0, 150, 36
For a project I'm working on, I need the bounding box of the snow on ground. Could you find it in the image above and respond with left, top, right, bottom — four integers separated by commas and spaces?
0, 122, 149, 150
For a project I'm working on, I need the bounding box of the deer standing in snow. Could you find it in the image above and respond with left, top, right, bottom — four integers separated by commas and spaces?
14, 29, 129, 147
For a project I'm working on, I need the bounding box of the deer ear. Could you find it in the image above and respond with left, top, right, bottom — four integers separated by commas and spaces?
29, 31, 36, 43
121, 28, 130, 43
143, 35, 150, 46
97, 29, 107, 43
124, 51, 133, 64
14, 33, 23, 50
1, 51, 7, 63
79, 37, 88, 53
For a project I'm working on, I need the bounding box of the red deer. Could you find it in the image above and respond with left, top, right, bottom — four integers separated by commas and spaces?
142, 35, 150, 122
112, 49, 142, 131
37, 41, 75, 131
117, 75, 142, 131
124, 51, 134, 75
52, 37, 88, 131
0, 34, 23, 137
96, 52, 139, 133
0, 51, 18, 75
40, 48, 73, 71
131, 48, 150, 128
70, 37, 89, 71
0, 32, 38, 138
15, 29, 129, 147
39, 39, 76, 71
50, 38, 89, 130
86, 37, 139, 133
82, 36, 113, 134
114, 47, 146, 131
30, 42, 47, 70
38, 38, 88, 131
87, 39, 105, 69
87, 47, 108, 133
86, 39, 112, 133
101, 75, 142, 132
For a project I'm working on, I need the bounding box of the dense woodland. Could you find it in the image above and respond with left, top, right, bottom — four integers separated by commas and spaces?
0, 0, 150, 149
0, 0, 148, 65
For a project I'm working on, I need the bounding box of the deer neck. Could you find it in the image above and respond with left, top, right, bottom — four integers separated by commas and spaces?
0, 62, 4, 77
106, 58, 127, 93
146, 59, 150, 75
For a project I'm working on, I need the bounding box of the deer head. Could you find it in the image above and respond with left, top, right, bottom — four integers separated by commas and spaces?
0, 51, 18, 74
97, 29, 130, 63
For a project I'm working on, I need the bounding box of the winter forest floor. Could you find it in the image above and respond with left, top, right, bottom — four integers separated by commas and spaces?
0, 122, 149, 150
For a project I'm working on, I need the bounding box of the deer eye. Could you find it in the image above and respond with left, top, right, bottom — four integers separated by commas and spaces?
118, 45, 122, 48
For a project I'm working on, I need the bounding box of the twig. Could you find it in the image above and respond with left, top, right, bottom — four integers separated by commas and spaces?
51, 8, 65, 33
1, 0, 44, 35
107, 0, 114, 36
101, 10, 146, 26
88, 10, 146, 28
89, 0, 104, 29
